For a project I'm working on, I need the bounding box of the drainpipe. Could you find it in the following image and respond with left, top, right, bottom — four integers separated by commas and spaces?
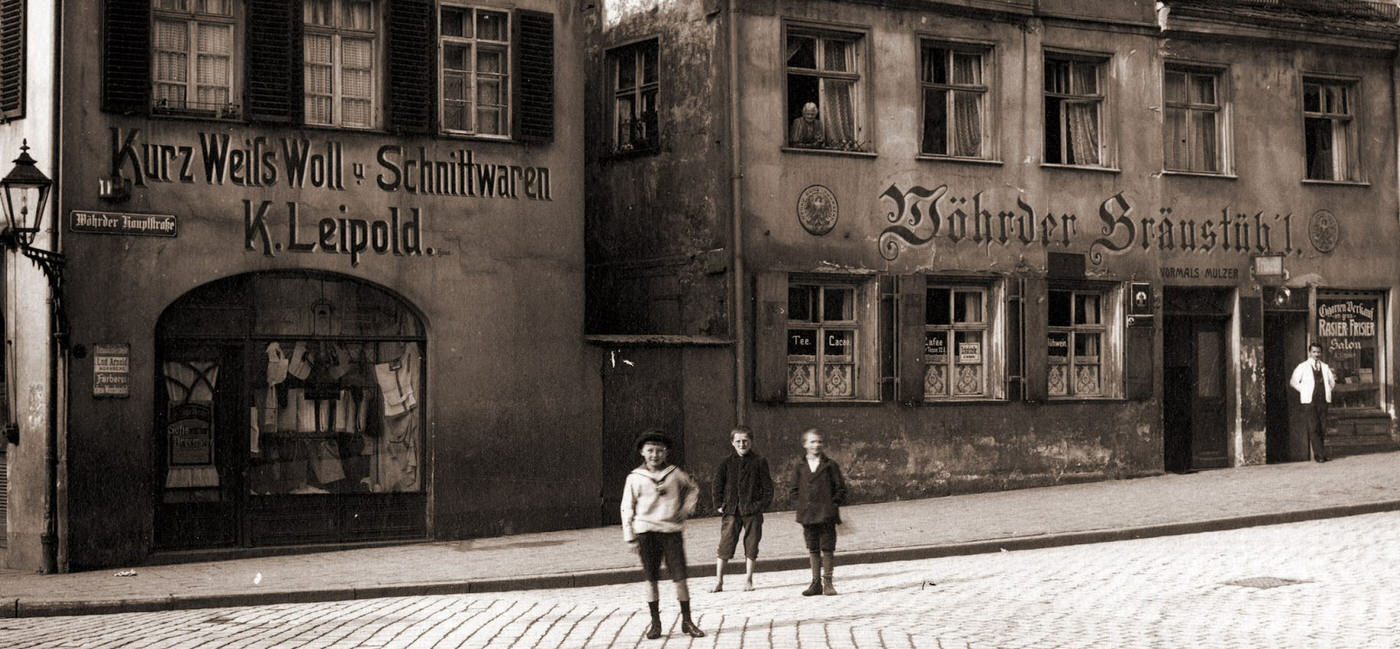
43, 0, 65, 574
727, 0, 746, 426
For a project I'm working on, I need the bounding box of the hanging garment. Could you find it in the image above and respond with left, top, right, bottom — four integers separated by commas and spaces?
163, 361, 221, 489
286, 341, 312, 380
374, 412, 420, 492
249, 406, 261, 455
308, 438, 346, 484
374, 344, 419, 417
265, 343, 289, 386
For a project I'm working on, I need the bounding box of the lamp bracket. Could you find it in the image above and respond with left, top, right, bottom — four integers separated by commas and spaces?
19, 244, 64, 288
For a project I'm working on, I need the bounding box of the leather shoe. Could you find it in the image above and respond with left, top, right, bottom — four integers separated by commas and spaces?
645, 621, 662, 640
681, 621, 706, 638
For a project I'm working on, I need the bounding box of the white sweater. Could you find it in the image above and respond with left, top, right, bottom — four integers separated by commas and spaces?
620, 465, 698, 543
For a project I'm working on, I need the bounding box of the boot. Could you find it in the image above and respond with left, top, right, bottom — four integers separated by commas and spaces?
679, 601, 704, 637
645, 601, 661, 639
801, 553, 822, 596
821, 552, 837, 596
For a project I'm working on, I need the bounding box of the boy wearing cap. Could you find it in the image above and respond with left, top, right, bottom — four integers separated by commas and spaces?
621, 429, 706, 640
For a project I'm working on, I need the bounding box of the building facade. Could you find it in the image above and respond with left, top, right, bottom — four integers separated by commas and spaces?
585, 0, 1400, 509
3, 0, 601, 572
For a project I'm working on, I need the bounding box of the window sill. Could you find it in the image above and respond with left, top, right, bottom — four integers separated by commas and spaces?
1162, 169, 1236, 180
150, 110, 244, 124
1043, 396, 1126, 403
782, 398, 884, 406
605, 146, 662, 161
916, 155, 1003, 166
1302, 178, 1370, 187
782, 146, 878, 159
435, 131, 514, 142
1040, 163, 1121, 174
918, 397, 1009, 405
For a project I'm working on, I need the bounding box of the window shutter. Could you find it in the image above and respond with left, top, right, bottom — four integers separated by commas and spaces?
753, 271, 788, 403
0, 0, 23, 119
1124, 326, 1153, 401
1005, 276, 1024, 401
878, 275, 897, 401
386, 0, 435, 135
103, 0, 150, 115
245, 0, 302, 123
1023, 277, 1049, 402
512, 9, 553, 143
898, 274, 925, 406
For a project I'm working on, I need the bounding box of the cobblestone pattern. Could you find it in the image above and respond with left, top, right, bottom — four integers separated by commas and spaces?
3, 512, 1397, 648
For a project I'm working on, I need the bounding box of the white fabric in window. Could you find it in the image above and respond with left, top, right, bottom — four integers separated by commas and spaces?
823, 79, 855, 144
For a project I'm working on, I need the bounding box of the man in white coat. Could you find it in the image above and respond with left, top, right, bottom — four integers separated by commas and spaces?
1289, 342, 1336, 462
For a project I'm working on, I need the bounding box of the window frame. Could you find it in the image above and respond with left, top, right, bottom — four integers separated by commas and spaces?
1043, 51, 1108, 168
1315, 290, 1386, 412
438, 2, 512, 139
1163, 62, 1228, 175
918, 39, 992, 160
785, 275, 879, 401
1047, 284, 1123, 400
1302, 76, 1361, 183
607, 38, 660, 154
151, 0, 242, 120
303, 0, 382, 130
783, 21, 870, 153
923, 281, 1007, 401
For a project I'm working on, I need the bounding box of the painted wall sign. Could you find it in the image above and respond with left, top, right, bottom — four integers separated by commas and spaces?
243, 201, 432, 267
71, 210, 178, 237
797, 184, 838, 235
92, 343, 130, 398
1160, 266, 1239, 281
878, 182, 1300, 263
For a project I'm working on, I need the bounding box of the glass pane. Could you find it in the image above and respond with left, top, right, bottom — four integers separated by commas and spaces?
615, 96, 635, 144
824, 330, 853, 358
954, 364, 982, 395
1164, 71, 1186, 104
952, 52, 980, 85
925, 331, 948, 363
617, 50, 637, 90
1049, 291, 1071, 327
952, 91, 981, 157
1076, 293, 1100, 325
924, 364, 947, 397
922, 88, 947, 155
922, 47, 947, 84
1196, 330, 1220, 398
787, 35, 815, 69
305, 95, 332, 124
1306, 117, 1333, 179
824, 287, 853, 321
1074, 364, 1100, 395
1045, 59, 1069, 94
1303, 84, 1321, 113
198, 23, 232, 55
304, 34, 333, 66
477, 78, 502, 105
443, 101, 467, 131
477, 10, 507, 42
343, 99, 371, 127
199, 0, 232, 16
788, 286, 816, 322
155, 50, 189, 84
443, 44, 469, 73
1071, 61, 1097, 95
305, 0, 334, 26
1193, 111, 1218, 172
156, 0, 188, 11
1191, 73, 1215, 105
822, 37, 850, 72
1075, 332, 1100, 360
440, 7, 467, 38
642, 44, 658, 83
305, 63, 332, 94
954, 290, 982, 323
1164, 107, 1187, 169
1048, 331, 1069, 359
823, 363, 854, 397
787, 328, 817, 356
1048, 364, 1067, 396
788, 363, 817, 397
926, 288, 950, 325
155, 19, 189, 52
476, 107, 502, 134
955, 330, 982, 364
343, 0, 374, 30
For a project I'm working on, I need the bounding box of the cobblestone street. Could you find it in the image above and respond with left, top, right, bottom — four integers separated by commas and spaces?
4, 511, 1397, 648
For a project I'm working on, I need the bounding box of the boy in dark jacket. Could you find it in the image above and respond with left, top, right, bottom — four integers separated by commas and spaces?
711, 426, 774, 592
790, 427, 847, 596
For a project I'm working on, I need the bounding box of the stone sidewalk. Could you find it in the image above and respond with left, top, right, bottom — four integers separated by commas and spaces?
3, 452, 1399, 618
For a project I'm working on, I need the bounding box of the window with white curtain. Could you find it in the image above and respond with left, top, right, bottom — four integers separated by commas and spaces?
1303, 78, 1359, 181
609, 39, 659, 153
304, 0, 378, 129
924, 285, 992, 399
1164, 65, 1224, 174
1044, 54, 1105, 166
921, 43, 988, 159
153, 0, 239, 118
440, 4, 510, 137
785, 25, 866, 151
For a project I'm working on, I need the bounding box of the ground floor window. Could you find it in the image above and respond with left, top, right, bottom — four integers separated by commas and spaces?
1048, 284, 1122, 398
780, 276, 879, 401
1316, 291, 1384, 410
925, 283, 1002, 399
156, 272, 426, 548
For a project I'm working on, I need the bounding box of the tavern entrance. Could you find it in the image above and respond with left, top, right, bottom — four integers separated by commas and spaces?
154, 272, 427, 550
1264, 289, 1310, 462
1162, 287, 1231, 472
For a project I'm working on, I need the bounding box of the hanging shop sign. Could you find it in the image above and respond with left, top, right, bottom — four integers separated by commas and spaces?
92, 343, 131, 398
71, 210, 177, 237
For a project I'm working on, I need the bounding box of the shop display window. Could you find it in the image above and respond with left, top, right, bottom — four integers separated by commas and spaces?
1317, 293, 1383, 410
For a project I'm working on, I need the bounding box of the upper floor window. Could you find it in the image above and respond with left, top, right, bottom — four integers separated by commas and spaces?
608, 39, 659, 153
304, 0, 378, 129
920, 43, 988, 159
1303, 78, 1358, 181
440, 5, 510, 137
1044, 54, 1104, 166
924, 285, 989, 399
153, 0, 239, 118
0, 0, 25, 120
1164, 65, 1224, 174
786, 25, 867, 152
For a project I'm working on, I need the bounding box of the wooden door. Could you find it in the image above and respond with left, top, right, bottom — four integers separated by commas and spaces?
1163, 316, 1228, 471
600, 348, 685, 525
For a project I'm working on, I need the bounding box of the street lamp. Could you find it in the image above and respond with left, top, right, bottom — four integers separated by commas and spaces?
1, 139, 64, 287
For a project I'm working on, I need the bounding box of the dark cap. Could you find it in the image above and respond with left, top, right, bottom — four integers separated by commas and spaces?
635, 429, 673, 451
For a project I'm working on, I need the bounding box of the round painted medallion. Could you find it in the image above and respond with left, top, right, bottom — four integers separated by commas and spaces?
797, 184, 838, 236
1308, 209, 1340, 253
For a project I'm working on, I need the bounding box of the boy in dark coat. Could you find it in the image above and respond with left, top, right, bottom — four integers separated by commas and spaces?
790, 427, 847, 596
711, 425, 774, 592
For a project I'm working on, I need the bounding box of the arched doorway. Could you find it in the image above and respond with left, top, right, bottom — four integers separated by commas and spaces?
154, 272, 427, 550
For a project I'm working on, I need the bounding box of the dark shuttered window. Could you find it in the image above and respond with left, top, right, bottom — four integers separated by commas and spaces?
103, 0, 150, 115
245, 0, 302, 123
387, 0, 435, 134
0, 0, 23, 120
512, 8, 553, 143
